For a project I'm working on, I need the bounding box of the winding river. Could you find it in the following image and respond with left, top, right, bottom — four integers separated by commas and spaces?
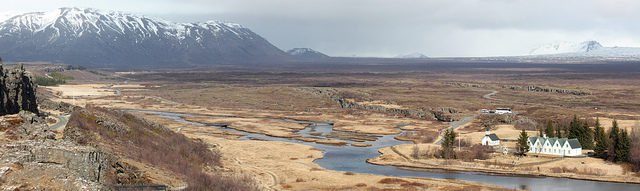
136, 110, 640, 191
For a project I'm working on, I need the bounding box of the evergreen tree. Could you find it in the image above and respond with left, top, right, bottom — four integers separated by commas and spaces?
440, 128, 456, 159
563, 123, 570, 138
568, 115, 581, 139
545, 120, 555, 137
567, 116, 594, 149
516, 129, 530, 156
608, 120, 621, 162
594, 118, 608, 158
555, 125, 562, 138
581, 120, 594, 149
538, 127, 544, 137
617, 129, 631, 162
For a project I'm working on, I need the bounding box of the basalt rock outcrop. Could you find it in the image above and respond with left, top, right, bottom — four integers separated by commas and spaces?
0, 64, 39, 115
503, 85, 591, 96
300, 87, 461, 122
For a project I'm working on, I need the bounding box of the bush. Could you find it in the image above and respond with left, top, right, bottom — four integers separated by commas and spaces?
549, 166, 606, 176
514, 116, 538, 131
399, 130, 438, 143
457, 144, 493, 162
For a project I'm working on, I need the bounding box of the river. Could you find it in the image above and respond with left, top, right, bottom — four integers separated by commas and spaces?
134, 110, 640, 191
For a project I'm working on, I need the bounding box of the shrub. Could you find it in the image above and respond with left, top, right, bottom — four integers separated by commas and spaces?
514, 117, 538, 131
378, 178, 410, 184
457, 144, 493, 162
399, 130, 438, 143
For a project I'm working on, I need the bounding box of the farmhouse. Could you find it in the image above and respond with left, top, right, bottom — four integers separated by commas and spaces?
527, 136, 582, 156
481, 129, 500, 146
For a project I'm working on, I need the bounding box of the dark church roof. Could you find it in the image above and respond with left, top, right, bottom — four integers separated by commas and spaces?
485, 133, 499, 141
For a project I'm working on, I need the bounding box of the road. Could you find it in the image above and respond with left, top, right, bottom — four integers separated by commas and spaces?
433, 90, 501, 144
434, 115, 476, 144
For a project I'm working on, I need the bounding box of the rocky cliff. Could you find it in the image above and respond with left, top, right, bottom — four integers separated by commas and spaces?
0, 63, 38, 115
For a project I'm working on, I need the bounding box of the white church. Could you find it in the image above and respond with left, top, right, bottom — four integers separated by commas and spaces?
527, 135, 582, 156
481, 129, 500, 146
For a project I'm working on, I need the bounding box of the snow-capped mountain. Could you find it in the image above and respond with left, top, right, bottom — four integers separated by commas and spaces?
286, 48, 329, 60
395, 52, 428, 59
0, 7, 287, 67
529, 41, 603, 55
529, 41, 640, 58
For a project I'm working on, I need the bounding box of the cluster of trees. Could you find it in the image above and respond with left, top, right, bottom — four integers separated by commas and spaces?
540, 116, 637, 165
540, 115, 594, 149
597, 119, 632, 162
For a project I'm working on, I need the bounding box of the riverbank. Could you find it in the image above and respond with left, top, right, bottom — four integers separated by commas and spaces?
368, 144, 640, 185
140, 109, 506, 190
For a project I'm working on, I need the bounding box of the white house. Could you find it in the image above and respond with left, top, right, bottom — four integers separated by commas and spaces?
527, 136, 582, 156
481, 129, 500, 146
495, 108, 513, 114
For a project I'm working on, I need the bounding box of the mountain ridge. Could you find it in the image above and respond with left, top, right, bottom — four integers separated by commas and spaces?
286, 48, 329, 60
0, 7, 288, 68
528, 40, 640, 58
395, 52, 429, 59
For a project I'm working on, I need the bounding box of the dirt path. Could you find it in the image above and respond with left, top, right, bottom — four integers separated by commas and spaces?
232, 157, 279, 191
483, 90, 499, 101
434, 115, 476, 144
49, 114, 70, 131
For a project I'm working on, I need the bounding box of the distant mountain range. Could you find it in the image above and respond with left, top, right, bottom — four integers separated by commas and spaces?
529, 41, 640, 58
395, 52, 428, 59
286, 48, 329, 60
1, 8, 639, 68
0, 8, 288, 68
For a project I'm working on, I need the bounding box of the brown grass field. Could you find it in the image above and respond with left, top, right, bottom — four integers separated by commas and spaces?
29, 60, 640, 190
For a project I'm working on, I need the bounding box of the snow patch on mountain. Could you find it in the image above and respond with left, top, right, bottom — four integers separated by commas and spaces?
529, 41, 603, 55
0, 7, 254, 41
529, 41, 640, 58
286, 48, 329, 59
395, 52, 428, 59
0, 11, 23, 23
0, 7, 287, 67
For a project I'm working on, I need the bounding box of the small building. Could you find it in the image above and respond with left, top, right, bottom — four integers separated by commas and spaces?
527, 135, 582, 156
481, 129, 500, 146
495, 108, 512, 114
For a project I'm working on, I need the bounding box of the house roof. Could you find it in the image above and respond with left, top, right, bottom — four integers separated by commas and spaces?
547, 138, 557, 145
568, 139, 582, 149
528, 136, 582, 149
558, 138, 568, 146
486, 133, 499, 141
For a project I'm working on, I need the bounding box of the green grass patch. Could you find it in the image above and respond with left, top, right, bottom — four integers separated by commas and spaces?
35, 72, 74, 86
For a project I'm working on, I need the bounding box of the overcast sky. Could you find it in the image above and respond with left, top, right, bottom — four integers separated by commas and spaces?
1, 0, 640, 57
